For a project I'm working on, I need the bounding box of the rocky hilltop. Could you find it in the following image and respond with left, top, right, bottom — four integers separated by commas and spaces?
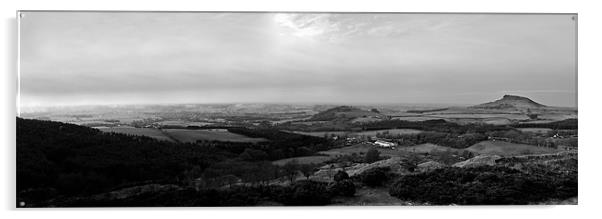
472, 95, 546, 109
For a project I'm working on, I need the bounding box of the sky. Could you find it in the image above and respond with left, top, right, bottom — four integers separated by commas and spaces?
19, 12, 577, 108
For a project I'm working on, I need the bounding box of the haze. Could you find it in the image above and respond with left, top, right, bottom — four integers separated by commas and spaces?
19, 12, 577, 109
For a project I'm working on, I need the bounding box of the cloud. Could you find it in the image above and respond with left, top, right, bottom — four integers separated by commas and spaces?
19, 12, 577, 107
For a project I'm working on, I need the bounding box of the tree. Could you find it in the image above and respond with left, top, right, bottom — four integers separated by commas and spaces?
299, 164, 317, 180
402, 153, 421, 172
238, 148, 268, 161
333, 170, 349, 182
358, 167, 390, 187
283, 160, 300, 183
328, 179, 356, 197
296, 147, 314, 156
220, 174, 239, 187
285, 181, 331, 205
364, 148, 381, 163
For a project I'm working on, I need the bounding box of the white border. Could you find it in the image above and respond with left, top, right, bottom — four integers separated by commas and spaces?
2, 1, 601, 219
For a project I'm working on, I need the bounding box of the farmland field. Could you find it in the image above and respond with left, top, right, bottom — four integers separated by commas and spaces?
321, 143, 407, 158
157, 120, 214, 127
391, 116, 440, 121
466, 141, 558, 156
426, 113, 528, 120
96, 126, 175, 142
398, 143, 462, 154
518, 128, 554, 134
355, 129, 423, 136
292, 128, 422, 138
272, 155, 333, 166
162, 129, 268, 143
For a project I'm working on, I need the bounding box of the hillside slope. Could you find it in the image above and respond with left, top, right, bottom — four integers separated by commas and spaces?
472, 95, 546, 109
309, 106, 383, 121
17, 118, 230, 204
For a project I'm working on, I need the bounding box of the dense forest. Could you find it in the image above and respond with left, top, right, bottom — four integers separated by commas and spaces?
16, 118, 334, 206
17, 118, 233, 202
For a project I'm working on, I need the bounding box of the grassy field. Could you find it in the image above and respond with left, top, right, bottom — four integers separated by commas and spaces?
157, 120, 214, 127
321, 143, 408, 158
398, 143, 462, 154
320, 144, 376, 157
466, 141, 558, 156
427, 113, 528, 120
482, 118, 512, 125
518, 128, 554, 134
292, 128, 422, 138
355, 129, 423, 136
350, 117, 383, 123
271, 156, 333, 166
391, 116, 441, 121
162, 129, 267, 143
96, 127, 175, 142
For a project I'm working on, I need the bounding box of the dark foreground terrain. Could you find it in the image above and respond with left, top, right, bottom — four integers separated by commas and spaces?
17, 113, 577, 207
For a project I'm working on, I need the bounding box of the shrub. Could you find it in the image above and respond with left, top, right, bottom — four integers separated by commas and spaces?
238, 148, 269, 161
328, 179, 356, 197
364, 148, 381, 163
283, 180, 331, 205
389, 166, 577, 205
334, 170, 350, 182
357, 167, 390, 187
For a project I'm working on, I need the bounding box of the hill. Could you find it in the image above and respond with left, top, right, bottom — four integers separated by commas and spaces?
472, 95, 546, 110
16, 117, 232, 205
309, 106, 383, 121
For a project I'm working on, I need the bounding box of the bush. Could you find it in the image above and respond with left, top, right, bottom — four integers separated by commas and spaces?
283, 180, 331, 205
238, 149, 269, 161
389, 166, 577, 205
334, 170, 350, 182
357, 167, 390, 187
328, 179, 356, 197
364, 148, 381, 163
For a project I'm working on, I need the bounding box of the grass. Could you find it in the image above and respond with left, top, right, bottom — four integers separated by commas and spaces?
157, 120, 213, 127
321, 143, 407, 158
271, 156, 333, 166
466, 140, 558, 156
96, 127, 175, 142
320, 144, 374, 157
162, 129, 267, 143
391, 116, 440, 122
292, 128, 422, 138
518, 128, 553, 134
398, 143, 461, 154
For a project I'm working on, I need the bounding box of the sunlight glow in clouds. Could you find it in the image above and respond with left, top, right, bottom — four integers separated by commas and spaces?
274, 14, 326, 38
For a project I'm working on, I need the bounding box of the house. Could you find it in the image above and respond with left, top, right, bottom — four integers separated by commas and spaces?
488, 136, 510, 142
374, 140, 396, 148
553, 133, 565, 139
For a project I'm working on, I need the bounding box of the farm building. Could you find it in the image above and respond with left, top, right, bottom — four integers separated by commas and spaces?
488, 136, 510, 142
374, 140, 396, 148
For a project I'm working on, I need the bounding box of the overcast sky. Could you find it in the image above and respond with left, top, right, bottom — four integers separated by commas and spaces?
19, 12, 577, 108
